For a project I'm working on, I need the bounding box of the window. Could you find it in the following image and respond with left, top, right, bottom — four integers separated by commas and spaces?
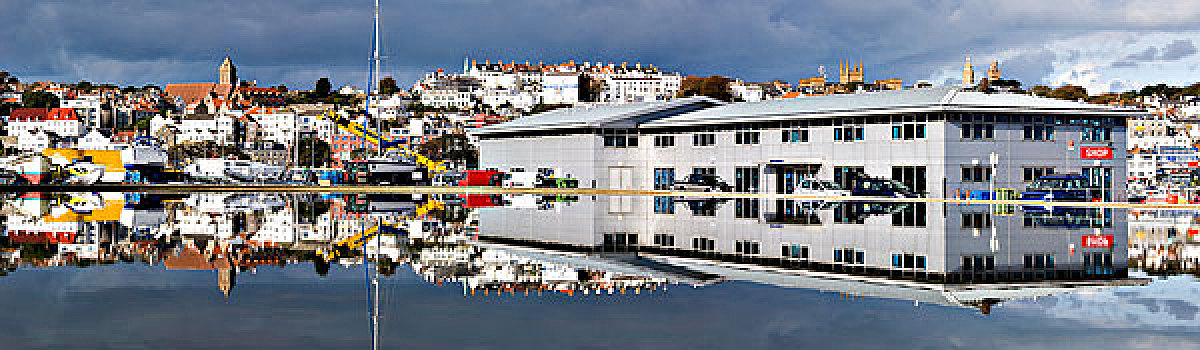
602, 233, 638, 252
833, 166, 865, 190
962, 255, 995, 271
961, 123, 994, 139
892, 123, 926, 140
653, 135, 675, 147
735, 131, 760, 145
891, 253, 927, 269
1023, 254, 1055, 269
961, 166, 992, 183
834, 126, 864, 142
1023, 123, 1055, 141
734, 198, 760, 218
892, 203, 926, 227
734, 167, 760, 192
692, 133, 716, 146
782, 129, 810, 143
653, 234, 675, 247
781, 244, 809, 259
653, 196, 675, 214
1083, 126, 1112, 142
834, 248, 865, 264
653, 168, 676, 190
692, 237, 716, 251
603, 135, 638, 148
692, 167, 716, 175
734, 240, 761, 255
962, 212, 992, 228
891, 166, 926, 194
1083, 252, 1114, 275
1023, 167, 1054, 182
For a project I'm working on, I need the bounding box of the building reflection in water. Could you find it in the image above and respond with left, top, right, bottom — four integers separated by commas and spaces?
0, 192, 1160, 314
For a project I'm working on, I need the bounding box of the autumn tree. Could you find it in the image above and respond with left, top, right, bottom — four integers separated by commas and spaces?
417, 133, 478, 169
678, 76, 733, 101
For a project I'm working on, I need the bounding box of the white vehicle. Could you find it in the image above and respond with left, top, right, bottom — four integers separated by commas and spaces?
793, 179, 851, 197
501, 171, 540, 188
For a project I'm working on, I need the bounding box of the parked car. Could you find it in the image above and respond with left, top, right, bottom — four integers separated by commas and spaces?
673, 174, 733, 192
851, 177, 919, 197
794, 179, 851, 197
502, 171, 540, 188
1020, 174, 1094, 202
459, 170, 504, 186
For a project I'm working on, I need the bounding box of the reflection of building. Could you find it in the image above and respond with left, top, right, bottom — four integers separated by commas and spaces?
477, 87, 1137, 201
475, 196, 1143, 312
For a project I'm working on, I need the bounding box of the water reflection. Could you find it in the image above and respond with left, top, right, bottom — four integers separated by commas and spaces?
0, 192, 1165, 310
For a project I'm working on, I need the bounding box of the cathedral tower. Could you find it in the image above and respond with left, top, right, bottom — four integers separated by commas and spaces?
218, 56, 237, 86
987, 60, 1002, 81
962, 56, 975, 86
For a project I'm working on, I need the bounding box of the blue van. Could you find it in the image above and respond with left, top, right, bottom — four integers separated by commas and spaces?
1020, 174, 1094, 202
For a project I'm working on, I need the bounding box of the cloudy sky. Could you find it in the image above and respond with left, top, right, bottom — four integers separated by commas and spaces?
2, 0, 1199, 93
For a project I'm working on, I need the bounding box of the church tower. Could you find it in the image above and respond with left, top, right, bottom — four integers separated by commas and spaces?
987, 60, 1002, 81
839, 60, 864, 84
962, 56, 975, 86
218, 56, 237, 86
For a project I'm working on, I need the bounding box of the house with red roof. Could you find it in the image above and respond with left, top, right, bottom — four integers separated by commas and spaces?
6, 108, 82, 138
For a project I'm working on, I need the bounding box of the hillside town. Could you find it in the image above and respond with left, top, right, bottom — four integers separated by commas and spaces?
2, 56, 1200, 201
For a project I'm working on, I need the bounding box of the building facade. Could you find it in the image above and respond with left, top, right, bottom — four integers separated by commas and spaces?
474, 88, 1138, 201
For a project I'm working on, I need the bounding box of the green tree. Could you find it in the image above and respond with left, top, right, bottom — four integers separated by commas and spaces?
75, 81, 94, 92
1139, 83, 1182, 98
314, 78, 333, 98
22, 91, 59, 108
417, 133, 478, 169
296, 138, 333, 167
378, 77, 399, 95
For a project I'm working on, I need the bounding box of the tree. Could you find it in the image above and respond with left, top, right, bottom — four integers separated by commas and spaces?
527, 103, 571, 115
296, 138, 332, 167
22, 91, 59, 108
75, 81, 94, 92
417, 133, 478, 169
1139, 83, 1182, 98
1048, 85, 1088, 101
678, 76, 733, 101
273, 85, 288, 92
314, 77, 333, 98
1030, 85, 1052, 97
378, 77, 399, 95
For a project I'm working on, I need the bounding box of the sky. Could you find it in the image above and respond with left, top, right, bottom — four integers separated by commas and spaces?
2, 264, 1198, 349
2, 0, 1199, 93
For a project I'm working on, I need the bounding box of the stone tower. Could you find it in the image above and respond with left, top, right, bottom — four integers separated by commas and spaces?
987, 60, 1002, 81
218, 56, 237, 86
839, 60, 864, 84
962, 56, 975, 86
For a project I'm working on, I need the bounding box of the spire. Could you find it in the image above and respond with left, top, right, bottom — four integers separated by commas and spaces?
962, 56, 975, 87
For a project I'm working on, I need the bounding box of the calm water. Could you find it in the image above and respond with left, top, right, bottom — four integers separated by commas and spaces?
1, 192, 1198, 349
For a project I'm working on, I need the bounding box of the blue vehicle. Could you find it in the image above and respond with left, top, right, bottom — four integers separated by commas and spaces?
1020, 174, 1101, 214
851, 177, 919, 198
1020, 174, 1096, 202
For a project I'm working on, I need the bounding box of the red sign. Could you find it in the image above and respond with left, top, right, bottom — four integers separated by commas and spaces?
1081, 147, 1114, 160
1082, 235, 1114, 249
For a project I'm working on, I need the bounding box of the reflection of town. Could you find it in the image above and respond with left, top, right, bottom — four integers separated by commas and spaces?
1129, 210, 1200, 275
0, 192, 1179, 313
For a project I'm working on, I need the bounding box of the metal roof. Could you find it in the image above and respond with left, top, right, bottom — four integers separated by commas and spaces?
473, 88, 1145, 135
470, 96, 721, 135
644, 87, 1145, 127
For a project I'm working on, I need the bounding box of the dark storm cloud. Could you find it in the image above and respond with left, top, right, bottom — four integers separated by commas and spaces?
2, 0, 1200, 88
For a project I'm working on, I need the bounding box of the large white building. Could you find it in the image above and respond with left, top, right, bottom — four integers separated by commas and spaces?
474, 88, 1139, 201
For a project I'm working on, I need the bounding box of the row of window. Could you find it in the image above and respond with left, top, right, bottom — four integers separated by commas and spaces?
891, 253, 928, 269
617, 122, 1102, 149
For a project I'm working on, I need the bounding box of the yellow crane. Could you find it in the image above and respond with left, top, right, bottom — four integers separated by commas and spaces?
317, 200, 445, 261
318, 112, 449, 173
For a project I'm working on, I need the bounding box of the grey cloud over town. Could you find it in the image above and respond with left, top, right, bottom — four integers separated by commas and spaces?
2, 0, 1199, 92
